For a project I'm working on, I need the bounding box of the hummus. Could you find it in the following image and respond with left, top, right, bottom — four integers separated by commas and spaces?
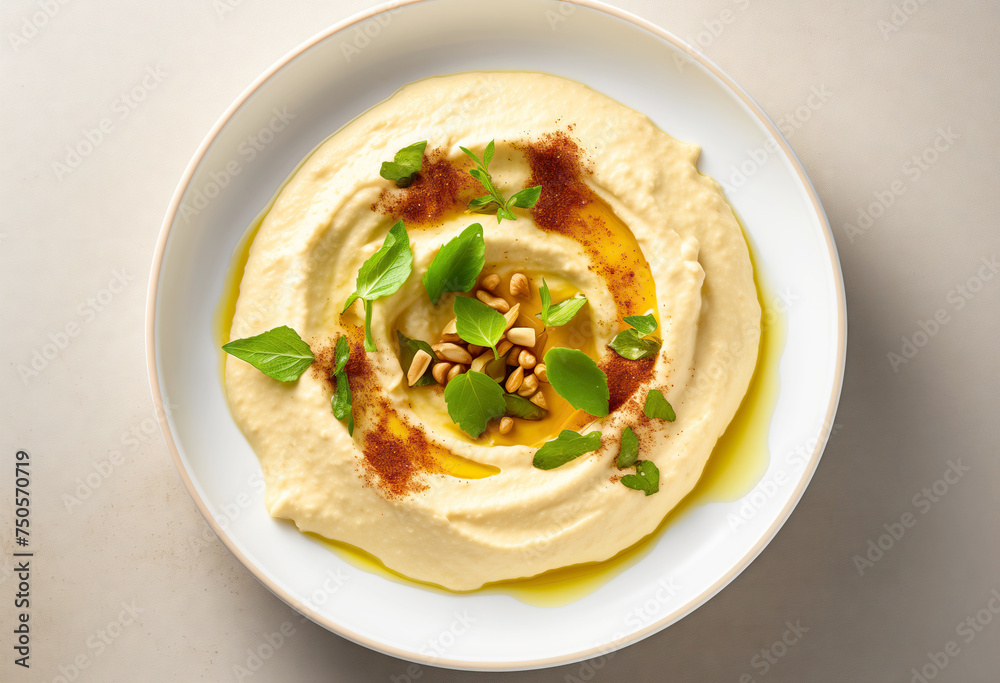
224, 71, 760, 591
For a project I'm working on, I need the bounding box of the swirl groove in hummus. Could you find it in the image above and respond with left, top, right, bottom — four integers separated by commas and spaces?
224, 71, 760, 590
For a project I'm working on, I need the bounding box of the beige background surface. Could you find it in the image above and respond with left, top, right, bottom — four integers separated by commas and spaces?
2, 0, 998, 681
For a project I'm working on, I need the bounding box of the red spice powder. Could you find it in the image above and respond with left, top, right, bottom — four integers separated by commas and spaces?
314, 326, 435, 499
371, 148, 475, 225
359, 412, 434, 498
602, 353, 656, 414
521, 132, 591, 233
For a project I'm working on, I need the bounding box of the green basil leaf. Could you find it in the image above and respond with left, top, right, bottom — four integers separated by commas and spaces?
621, 460, 659, 495
223, 325, 315, 382
422, 223, 486, 305
347, 220, 413, 303
623, 313, 657, 336
482, 139, 495, 168
503, 393, 548, 421
538, 278, 552, 322
460, 139, 539, 224
608, 328, 662, 360
508, 185, 542, 209
532, 430, 603, 470
396, 331, 437, 387
617, 426, 639, 468
379, 140, 426, 187
333, 335, 350, 376
331, 370, 354, 435
543, 347, 610, 417
644, 389, 676, 421
536, 278, 587, 327
443, 370, 506, 439
343, 220, 414, 352
545, 296, 588, 327
454, 296, 506, 358
495, 205, 516, 223
468, 195, 498, 213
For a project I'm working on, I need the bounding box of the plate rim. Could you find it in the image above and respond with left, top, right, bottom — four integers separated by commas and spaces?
145, 0, 847, 670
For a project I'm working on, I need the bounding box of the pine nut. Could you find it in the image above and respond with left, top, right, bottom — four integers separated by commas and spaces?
534, 363, 548, 382
441, 318, 461, 342
506, 346, 522, 365
497, 340, 513, 357
507, 327, 535, 347
499, 417, 514, 435
509, 272, 529, 299
406, 350, 432, 386
518, 349, 537, 370
530, 391, 548, 409
518, 373, 538, 396
481, 273, 501, 292
476, 289, 510, 313
447, 364, 465, 381
432, 362, 452, 385
505, 366, 524, 393
432, 343, 472, 364
467, 344, 483, 356
503, 303, 520, 332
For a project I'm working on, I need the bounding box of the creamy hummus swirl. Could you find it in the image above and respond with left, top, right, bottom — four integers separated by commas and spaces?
225, 71, 760, 590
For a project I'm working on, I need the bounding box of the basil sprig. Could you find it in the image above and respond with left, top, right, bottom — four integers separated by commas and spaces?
343, 221, 413, 352
537, 278, 587, 328
460, 140, 541, 223
222, 325, 314, 381
330, 335, 354, 435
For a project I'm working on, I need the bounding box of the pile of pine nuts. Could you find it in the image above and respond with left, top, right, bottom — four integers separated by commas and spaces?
405, 272, 548, 436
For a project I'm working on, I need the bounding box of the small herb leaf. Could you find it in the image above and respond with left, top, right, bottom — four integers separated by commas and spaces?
608, 328, 662, 360
331, 371, 354, 435
503, 393, 548, 421
328, 335, 354, 435
396, 331, 437, 387
546, 296, 588, 327
623, 313, 658, 336
536, 279, 587, 328
468, 195, 498, 213
422, 223, 486, 305
454, 296, 506, 358
443, 370, 506, 439
460, 139, 541, 224
621, 460, 659, 495
543, 347, 610, 417
343, 220, 414, 352
379, 141, 426, 187
644, 389, 676, 421
508, 185, 542, 209
617, 426, 639, 468
532, 430, 603, 470
333, 335, 350, 375
223, 325, 315, 382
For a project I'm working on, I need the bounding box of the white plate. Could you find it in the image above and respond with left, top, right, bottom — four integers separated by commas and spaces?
147, 0, 845, 670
